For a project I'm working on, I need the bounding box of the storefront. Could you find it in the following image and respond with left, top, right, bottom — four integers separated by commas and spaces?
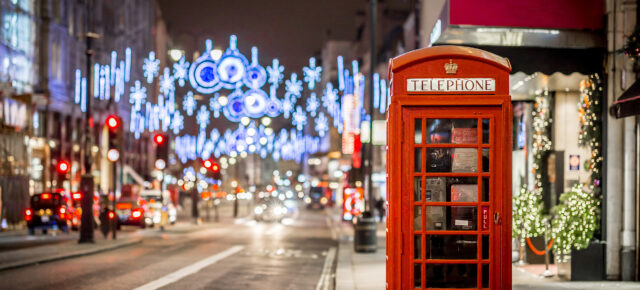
419, 0, 607, 279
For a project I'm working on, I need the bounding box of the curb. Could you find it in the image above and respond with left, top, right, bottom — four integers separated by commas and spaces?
0, 238, 142, 272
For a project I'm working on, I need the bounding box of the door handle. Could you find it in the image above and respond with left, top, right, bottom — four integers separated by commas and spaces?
494, 212, 501, 225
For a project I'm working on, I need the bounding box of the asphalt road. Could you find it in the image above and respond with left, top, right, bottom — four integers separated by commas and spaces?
0, 207, 337, 290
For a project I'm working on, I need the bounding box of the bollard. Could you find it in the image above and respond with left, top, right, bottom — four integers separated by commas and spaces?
354, 211, 377, 253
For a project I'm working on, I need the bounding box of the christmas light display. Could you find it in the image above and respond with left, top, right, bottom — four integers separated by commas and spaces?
143, 51, 160, 83
513, 185, 545, 244
302, 57, 322, 90
578, 74, 603, 197
69, 35, 392, 164
532, 90, 552, 190
551, 184, 600, 261
172, 56, 190, 87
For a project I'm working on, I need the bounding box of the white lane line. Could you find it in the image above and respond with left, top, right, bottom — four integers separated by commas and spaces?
134, 245, 244, 290
316, 247, 337, 290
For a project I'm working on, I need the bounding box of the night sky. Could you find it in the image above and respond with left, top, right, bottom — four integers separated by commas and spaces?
157, 0, 365, 72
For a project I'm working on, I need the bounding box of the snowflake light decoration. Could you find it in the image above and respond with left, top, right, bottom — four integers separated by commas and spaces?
173, 56, 190, 87
159, 67, 175, 96
322, 82, 339, 114
292, 106, 307, 131
306, 92, 320, 117
183, 91, 197, 116
267, 58, 284, 86
303, 57, 322, 90
129, 80, 147, 111
209, 93, 222, 118
285, 73, 303, 99
196, 105, 210, 129
282, 96, 294, 119
143, 51, 160, 83
315, 112, 329, 137
170, 111, 184, 134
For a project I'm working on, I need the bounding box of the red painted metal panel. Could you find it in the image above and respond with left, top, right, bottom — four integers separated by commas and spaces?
449, 0, 604, 30
387, 46, 512, 289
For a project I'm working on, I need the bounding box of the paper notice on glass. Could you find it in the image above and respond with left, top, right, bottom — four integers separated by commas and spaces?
451, 148, 478, 172
452, 128, 478, 144
451, 184, 478, 202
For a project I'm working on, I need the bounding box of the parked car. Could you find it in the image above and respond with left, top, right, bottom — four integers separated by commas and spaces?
115, 198, 152, 229
25, 192, 71, 235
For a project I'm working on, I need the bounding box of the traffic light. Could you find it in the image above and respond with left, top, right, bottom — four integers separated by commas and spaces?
154, 133, 169, 167
211, 162, 221, 181
57, 160, 70, 181
106, 115, 121, 162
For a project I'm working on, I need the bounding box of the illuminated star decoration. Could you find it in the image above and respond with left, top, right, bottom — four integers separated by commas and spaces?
306, 92, 320, 117
196, 105, 210, 129
285, 73, 303, 99
159, 67, 175, 96
143, 51, 160, 83
303, 57, 322, 90
209, 93, 222, 118
266, 58, 284, 86
182, 91, 197, 116
173, 56, 190, 87
170, 111, 184, 134
129, 80, 147, 111
315, 112, 329, 137
292, 106, 307, 131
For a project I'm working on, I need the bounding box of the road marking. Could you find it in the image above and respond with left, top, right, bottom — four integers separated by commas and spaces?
134, 245, 244, 290
316, 246, 337, 290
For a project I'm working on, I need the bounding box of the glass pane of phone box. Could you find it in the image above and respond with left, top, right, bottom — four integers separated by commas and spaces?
426, 206, 477, 231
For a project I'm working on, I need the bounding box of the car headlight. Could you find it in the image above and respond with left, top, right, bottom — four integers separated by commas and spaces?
304, 197, 311, 204
320, 197, 328, 205
254, 206, 264, 215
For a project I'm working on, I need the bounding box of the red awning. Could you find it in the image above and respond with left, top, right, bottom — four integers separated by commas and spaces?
612, 79, 640, 118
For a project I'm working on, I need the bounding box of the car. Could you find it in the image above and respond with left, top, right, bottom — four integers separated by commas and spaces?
254, 198, 288, 222
115, 198, 152, 229
140, 189, 177, 226
306, 186, 330, 209
25, 192, 71, 235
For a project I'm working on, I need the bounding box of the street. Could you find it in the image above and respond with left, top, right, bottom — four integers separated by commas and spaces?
0, 206, 337, 290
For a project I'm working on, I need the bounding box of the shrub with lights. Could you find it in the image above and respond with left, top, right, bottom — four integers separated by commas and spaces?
513, 185, 545, 244
578, 74, 603, 197
551, 184, 600, 262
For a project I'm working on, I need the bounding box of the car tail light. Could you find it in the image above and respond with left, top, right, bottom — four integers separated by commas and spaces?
116, 203, 132, 210
41, 193, 51, 199
25, 209, 32, 221
108, 211, 115, 219
131, 209, 142, 218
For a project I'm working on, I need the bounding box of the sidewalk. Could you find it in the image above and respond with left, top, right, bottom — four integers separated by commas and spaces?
329, 208, 640, 289
0, 231, 142, 271
331, 210, 386, 290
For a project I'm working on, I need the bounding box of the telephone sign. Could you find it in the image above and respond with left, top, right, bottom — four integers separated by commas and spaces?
387, 46, 512, 290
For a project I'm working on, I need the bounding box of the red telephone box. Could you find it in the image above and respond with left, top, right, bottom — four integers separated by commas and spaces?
387, 46, 512, 289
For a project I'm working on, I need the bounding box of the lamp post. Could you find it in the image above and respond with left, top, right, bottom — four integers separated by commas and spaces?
79, 0, 99, 244
367, 0, 377, 214
231, 180, 239, 218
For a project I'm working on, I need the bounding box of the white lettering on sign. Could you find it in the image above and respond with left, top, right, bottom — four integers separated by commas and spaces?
407, 78, 496, 92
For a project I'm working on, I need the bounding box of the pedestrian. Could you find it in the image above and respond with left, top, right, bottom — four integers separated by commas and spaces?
376, 197, 386, 222
99, 203, 110, 238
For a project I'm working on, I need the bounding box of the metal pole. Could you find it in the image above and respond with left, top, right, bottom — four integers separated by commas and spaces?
367, 0, 377, 213
79, 0, 96, 244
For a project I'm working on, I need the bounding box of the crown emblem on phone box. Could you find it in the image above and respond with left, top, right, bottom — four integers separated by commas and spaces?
445, 59, 458, 74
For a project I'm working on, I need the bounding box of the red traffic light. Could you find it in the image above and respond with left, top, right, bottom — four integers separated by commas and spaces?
57, 161, 70, 174
153, 134, 165, 145
211, 163, 220, 172
203, 160, 213, 169
106, 115, 120, 129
